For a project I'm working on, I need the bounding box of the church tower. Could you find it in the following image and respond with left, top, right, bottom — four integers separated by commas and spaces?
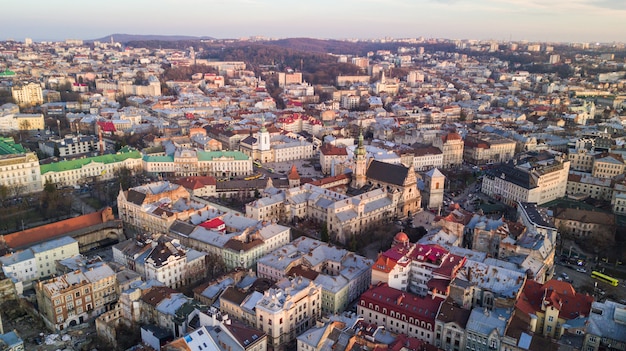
352, 131, 368, 189
258, 120, 270, 152
287, 164, 301, 188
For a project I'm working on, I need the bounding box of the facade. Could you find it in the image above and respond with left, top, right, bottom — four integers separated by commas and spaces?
410, 146, 444, 171
566, 173, 613, 202
515, 279, 593, 340
0, 113, 45, 132
239, 129, 314, 164
117, 181, 213, 233
142, 150, 253, 178
584, 300, 626, 351
0, 236, 80, 292
434, 300, 471, 351
364, 159, 422, 218
11, 82, 43, 106
36, 263, 117, 331
592, 154, 625, 179
245, 183, 397, 245
553, 207, 615, 244
40, 147, 142, 187
464, 307, 510, 351
357, 283, 444, 344
422, 168, 445, 210
169, 218, 292, 271
0, 137, 43, 194
38, 135, 99, 157
433, 132, 464, 168
319, 143, 349, 175
481, 151, 570, 206
463, 134, 516, 165
255, 276, 322, 349
256, 236, 372, 314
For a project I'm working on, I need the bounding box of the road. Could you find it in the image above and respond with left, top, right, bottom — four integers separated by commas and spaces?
554, 262, 626, 302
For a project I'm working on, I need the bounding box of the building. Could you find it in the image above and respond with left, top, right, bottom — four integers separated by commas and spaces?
464, 307, 510, 351
463, 134, 516, 165
481, 151, 570, 206
357, 283, 444, 344
319, 143, 349, 175
0, 331, 24, 351
566, 172, 613, 202
256, 236, 372, 314
142, 150, 253, 178
422, 168, 445, 210
278, 72, 303, 87
255, 276, 322, 349
0, 112, 45, 132
245, 183, 397, 244
515, 279, 593, 339
553, 207, 615, 245
592, 154, 625, 179
41, 147, 142, 187
169, 217, 292, 271
434, 300, 471, 351
35, 262, 117, 331
433, 132, 464, 168
410, 146, 444, 171
584, 300, 626, 351
117, 181, 213, 233
239, 129, 314, 164
364, 159, 422, 218
11, 82, 43, 106
38, 135, 99, 157
0, 137, 43, 194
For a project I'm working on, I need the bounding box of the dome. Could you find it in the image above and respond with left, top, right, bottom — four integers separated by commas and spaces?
394, 231, 409, 243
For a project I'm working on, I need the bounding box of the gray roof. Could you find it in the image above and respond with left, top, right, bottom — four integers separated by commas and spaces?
466, 307, 510, 337
366, 159, 410, 186
586, 300, 626, 343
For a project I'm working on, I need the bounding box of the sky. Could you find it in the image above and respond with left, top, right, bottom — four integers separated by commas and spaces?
2, 0, 625, 43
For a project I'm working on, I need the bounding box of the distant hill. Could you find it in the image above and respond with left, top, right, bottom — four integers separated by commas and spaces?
89, 34, 214, 43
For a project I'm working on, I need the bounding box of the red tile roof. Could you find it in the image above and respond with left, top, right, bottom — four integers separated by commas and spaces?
3, 207, 115, 249
360, 283, 444, 328
515, 279, 593, 321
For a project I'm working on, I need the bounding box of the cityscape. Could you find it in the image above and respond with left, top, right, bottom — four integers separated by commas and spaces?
1, 16, 626, 351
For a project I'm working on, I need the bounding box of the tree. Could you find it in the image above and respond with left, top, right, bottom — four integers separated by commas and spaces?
0, 184, 8, 204
320, 222, 330, 242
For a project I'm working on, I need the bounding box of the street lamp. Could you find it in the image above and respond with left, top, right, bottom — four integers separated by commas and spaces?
56, 119, 61, 137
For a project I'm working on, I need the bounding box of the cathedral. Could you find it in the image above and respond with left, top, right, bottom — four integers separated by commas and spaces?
351, 132, 422, 218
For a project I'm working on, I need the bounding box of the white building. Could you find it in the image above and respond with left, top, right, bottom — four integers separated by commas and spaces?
256, 236, 372, 314
481, 151, 570, 206
0, 137, 43, 194
255, 276, 322, 349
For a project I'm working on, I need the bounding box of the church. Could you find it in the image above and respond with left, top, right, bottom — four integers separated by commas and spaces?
351, 132, 422, 219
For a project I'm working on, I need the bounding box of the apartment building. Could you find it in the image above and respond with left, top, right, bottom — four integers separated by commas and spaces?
0, 137, 43, 194
113, 238, 208, 289
463, 133, 516, 165
481, 151, 570, 206
515, 280, 593, 340
38, 135, 99, 157
0, 236, 80, 292
11, 82, 43, 106
433, 132, 464, 168
319, 143, 349, 175
357, 283, 444, 344
117, 181, 213, 233
256, 236, 372, 314
40, 147, 142, 187
36, 263, 117, 331
255, 276, 322, 349
592, 154, 625, 179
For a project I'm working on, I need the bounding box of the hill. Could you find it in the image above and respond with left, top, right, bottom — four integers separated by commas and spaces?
89, 33, 214, 43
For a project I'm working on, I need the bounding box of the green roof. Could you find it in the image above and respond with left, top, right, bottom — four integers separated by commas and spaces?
0, 69, 16, 77
41, 150, 141, 174
0, 137, 26, 155
143, 155, 174, 163
197, 151, 250, 161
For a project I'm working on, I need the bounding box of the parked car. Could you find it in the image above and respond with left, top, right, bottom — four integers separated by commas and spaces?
576, 268, 587, 273
561, 272, 570, 280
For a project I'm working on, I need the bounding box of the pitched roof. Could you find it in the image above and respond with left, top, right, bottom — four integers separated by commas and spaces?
3, 207, 114, 249
40, 149, 141, 174
515, 279, 593, 321
366, 160, 410, 186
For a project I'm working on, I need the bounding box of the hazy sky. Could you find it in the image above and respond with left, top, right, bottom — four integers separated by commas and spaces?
3, 0, 625, 43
